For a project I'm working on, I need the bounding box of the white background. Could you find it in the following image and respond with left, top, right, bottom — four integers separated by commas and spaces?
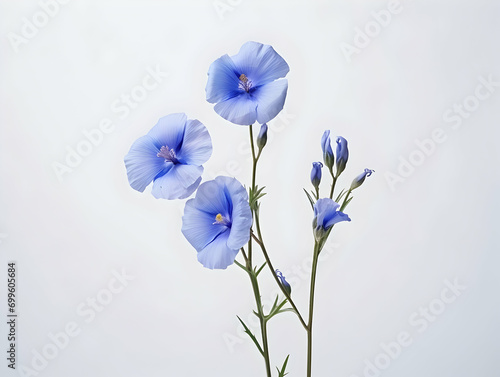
1, 1, 499, 376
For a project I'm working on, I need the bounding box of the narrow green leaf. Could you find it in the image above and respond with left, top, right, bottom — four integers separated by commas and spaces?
255, 262, 267, 276
276, 355, 290, 377
340, 196, 353, 211
303, 188, 315, 210
271, 295, 279, 311
275, 298, 288, 312
234, 259, 247, 271
237, 316, 264, 356
335, 188, 346, 203
249, 185, 267, 210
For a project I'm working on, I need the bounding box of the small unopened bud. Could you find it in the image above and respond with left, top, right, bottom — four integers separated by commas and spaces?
335, 136, 349, 176
321, 130, 334, 170
275, 270, 292, 296
257, 123, 268, 151
350, 169, 374, 190
310, 162, 323, 190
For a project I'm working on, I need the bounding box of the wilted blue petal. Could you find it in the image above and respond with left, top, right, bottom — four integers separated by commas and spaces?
313, 198, 350, 240
314, 198, 339, 228
230, 41, 290, 86
124, 135, 172, 192
324, 210, 351, 229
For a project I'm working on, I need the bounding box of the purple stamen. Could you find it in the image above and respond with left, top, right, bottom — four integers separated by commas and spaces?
157, 145, 178, 164
238, 74, 252, 92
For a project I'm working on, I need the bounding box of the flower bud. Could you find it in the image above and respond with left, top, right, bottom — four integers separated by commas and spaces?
310, 162, 323, 190
257, 123, 268, 151
321, 130, 334, 171
350, 169, 374, 190
275, 269, 292, 296
335, 136, 348, 176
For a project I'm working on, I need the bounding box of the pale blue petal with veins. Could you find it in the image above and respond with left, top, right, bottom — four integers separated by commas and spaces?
206, 41, 289, 125
182, 176, 252, 269
124, 113, 212, 200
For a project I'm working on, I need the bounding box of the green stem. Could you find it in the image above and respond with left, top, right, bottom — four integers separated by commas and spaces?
249, 124, 258, 191
329, 168, 337, 199
306, 242, 320, 377
247, 268, 272, 377
251, 230, 307, 330
249, 125, 307, 328
340, 188, 352, 211
246, 124, 271, 377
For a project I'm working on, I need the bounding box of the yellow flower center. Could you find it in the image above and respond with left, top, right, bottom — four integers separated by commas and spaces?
215, 213, 224, 223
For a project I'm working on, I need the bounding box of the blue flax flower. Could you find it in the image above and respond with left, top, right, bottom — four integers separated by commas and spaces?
335, 136, 349, 176
313, 198, 350, 241
206, 41, 289, 125
275, 269, 292, 296
124, 113, 212, 200
350, 169, 374, 190
182, 176, 252, 269
321, 130, 334, 171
